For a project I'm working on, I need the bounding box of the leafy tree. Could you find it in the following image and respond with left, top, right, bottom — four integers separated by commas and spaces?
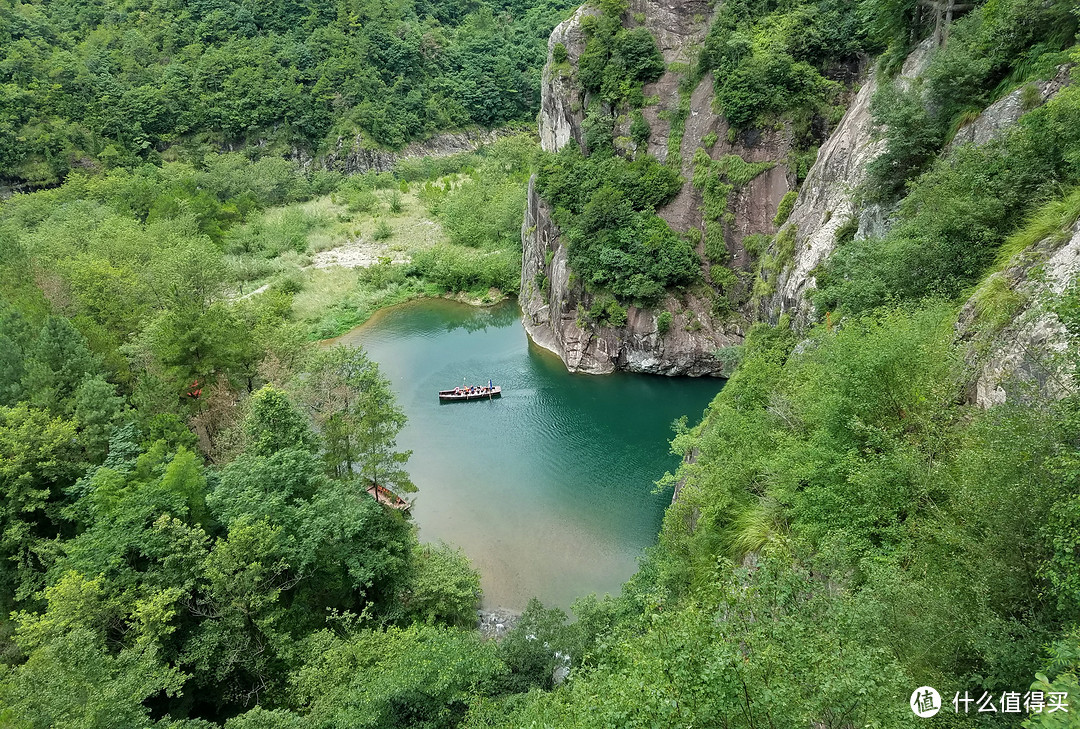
22, 316, 99, 414
354, 367, 413, 502
294, 623, 506, 729
0, 303, 32, 407
186, 518, 293, 709
496, 598, 579, 692
73, 375, 125, 463
402, 543, 482, 628
0, 628, 183, 729
0, 404, 84, 602
243, 386, 317, 457
296, 345, 414, 500
295, 346, 373, 477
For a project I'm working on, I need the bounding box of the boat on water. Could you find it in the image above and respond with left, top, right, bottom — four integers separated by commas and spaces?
366, 482, 410, 510
439, 383, 501, 402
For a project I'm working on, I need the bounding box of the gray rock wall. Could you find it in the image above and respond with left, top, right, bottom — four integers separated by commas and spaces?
761, 39, 938, 326
949, 65, 1072, 151
960, 225, 1080, 408
521, 177, 734, 375
521, 0, 797, 376
320, 128, 510, 175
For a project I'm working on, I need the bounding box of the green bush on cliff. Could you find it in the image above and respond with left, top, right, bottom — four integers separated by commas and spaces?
629, 111, 651, 148
537, 145, 698, 303
700, 0, 868, 133
587, 292, 628, 327
864, 0, 1077, 201
578, 2, 666, 106
772, 190, 798, 227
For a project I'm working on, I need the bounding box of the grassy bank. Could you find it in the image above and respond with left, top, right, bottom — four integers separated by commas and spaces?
224, 139, 532, 339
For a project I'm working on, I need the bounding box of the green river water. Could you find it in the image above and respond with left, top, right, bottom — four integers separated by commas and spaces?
334, 298, 722, 610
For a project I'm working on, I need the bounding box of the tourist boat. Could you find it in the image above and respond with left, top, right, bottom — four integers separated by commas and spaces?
366, 482, 410, 510
438, 384, 502, 402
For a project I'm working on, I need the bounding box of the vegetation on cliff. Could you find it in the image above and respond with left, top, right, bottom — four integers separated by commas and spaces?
4, 0, 1080, 727
817, 0, 1080, 315
700, 0, 871, 134
536, 144, 699, 303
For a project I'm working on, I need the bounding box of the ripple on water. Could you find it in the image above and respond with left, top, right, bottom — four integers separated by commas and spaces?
332, 299, 722, 610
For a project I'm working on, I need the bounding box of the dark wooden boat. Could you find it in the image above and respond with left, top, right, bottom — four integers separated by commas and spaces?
366, 482, 410, 510
438, 385, 502, 402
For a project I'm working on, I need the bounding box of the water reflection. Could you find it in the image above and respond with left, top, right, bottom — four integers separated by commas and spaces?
335, 299, 722, 609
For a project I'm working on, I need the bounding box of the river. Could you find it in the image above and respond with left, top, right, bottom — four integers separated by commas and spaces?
334, 298, 722, 610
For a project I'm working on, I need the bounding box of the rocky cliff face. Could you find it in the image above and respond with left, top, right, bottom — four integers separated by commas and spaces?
522, 177, 730, 375
948, 64, 1072, 151
958, 225, 1080, 408
760, 69, 883, 326
948, 66, 1077, 408
522, 0, 801, 376
293, 128, 511, 175
761, 39, 938, 326
524, 4, 1074, 383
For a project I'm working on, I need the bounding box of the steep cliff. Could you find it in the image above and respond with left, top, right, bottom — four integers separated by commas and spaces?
522, 176, 728, 375
761, 39, 938, 326
522, 0, 800, 376
958, 222, 1080, 408
523, 1, 1073, 382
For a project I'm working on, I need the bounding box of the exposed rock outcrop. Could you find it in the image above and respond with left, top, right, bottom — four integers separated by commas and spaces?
959, 224, 1080, 408
321, 128, 511, 175
522, 177, 733, 375
949, 65, 1073, 151
522, 1, 800, 376
477, 608, 521, 640
762, 39, 937, 325
538, 5, 595, 154
762, 68, 883, 326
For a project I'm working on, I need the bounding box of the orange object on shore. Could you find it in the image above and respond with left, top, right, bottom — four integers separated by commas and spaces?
366, 482, 410, 510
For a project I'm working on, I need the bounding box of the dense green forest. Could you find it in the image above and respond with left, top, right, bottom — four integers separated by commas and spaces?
0, 0, 576, 186
3, 0, 1080, 726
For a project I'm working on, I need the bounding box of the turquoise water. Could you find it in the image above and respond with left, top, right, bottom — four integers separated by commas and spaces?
334, 299, 722, 610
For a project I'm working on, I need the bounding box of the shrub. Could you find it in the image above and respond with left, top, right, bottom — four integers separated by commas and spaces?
402, 543, 481, 628
833, 216, 858, 245
372, 220, 393, 240
773, 190, 798, 227
579, 7, 664, 105
657, 310, 672, 334
864, 80, 943, 202
407, 245, 519, 293
536, 145, 694, 303
587, 293, 628, 327
630, 111, 651, 148
818, 84, 1080, 314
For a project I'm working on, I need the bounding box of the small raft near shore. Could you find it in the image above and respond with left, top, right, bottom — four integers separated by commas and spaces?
366, 482, 410, 510
438, 385, 501, 402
